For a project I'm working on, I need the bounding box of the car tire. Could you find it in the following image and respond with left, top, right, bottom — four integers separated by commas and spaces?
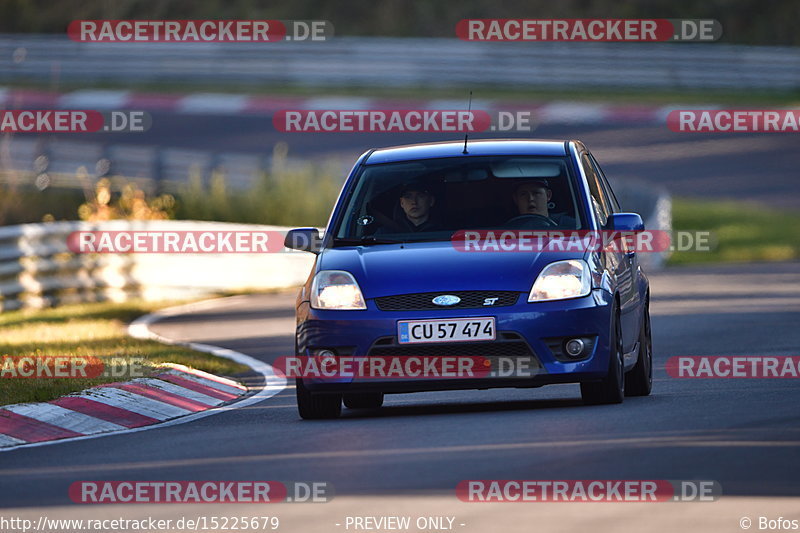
343, 393, 384, 410
625, 299, 653, 397
296, 379, 342, 419
581, 305, 624, 405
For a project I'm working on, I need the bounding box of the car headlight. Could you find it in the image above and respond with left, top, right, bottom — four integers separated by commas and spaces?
311, 270, 367, 310
528, 259, 591, 302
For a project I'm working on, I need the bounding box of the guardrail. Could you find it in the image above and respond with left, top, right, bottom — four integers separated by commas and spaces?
0, 136, 279, 193
0, 220, 315, 311
1, 35, 798, 90
615, 182, 672, 271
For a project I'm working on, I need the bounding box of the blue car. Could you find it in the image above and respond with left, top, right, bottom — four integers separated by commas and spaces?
286, 139, 652, 419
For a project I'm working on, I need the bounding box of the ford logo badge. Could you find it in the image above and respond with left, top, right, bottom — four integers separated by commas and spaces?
432, 295, 461, 306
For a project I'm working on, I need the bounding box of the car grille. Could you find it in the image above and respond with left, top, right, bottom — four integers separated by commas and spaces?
374, 291, 519, 311
367, 332, 542, 374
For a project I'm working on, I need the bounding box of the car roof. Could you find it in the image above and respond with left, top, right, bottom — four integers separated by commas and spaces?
365, 139, 570, 165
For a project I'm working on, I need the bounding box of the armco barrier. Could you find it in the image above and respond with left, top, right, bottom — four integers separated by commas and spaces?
613, 180, 672, 271
0, 136, 276, 193
1, 35, 798, 90
0, 220, 316, 311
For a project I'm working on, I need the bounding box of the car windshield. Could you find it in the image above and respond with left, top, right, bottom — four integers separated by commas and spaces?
333, 155, 585, 244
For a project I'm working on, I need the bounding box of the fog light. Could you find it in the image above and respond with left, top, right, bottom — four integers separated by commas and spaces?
313, 349, 337, 368
564, 338, 586, 357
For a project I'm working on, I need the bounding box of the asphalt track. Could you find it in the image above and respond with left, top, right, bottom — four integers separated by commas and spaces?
0, 261, 799, 532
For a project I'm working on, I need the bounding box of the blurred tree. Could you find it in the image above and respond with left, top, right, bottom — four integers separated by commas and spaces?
78, 178, 175, 221
0, 0, 798, 45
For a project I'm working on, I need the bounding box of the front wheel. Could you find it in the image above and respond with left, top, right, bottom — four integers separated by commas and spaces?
581, 306, 624, 405
625, 300, 653, 397
296, 379, 342, 419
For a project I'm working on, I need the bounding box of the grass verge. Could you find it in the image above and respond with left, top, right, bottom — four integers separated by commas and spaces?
0, 300, 249, 407
668, 198, 800, 265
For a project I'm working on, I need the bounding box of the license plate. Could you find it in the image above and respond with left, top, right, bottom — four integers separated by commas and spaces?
397, 317, 496, 344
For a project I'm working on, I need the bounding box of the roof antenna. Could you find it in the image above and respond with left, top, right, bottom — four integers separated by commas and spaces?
462, 90, 472, 154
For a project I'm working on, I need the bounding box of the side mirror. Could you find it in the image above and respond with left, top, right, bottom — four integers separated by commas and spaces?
606, 213, 644, 232
284, 228, 322, 254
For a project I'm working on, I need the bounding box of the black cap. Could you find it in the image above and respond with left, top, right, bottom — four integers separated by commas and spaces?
400, 180, 431, 195
513, 178, 549, 191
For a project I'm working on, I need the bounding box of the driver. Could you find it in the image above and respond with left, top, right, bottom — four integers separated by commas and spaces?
375, 180, 443, 234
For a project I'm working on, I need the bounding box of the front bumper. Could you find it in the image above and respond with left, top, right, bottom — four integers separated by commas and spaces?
296, 288, 614, 394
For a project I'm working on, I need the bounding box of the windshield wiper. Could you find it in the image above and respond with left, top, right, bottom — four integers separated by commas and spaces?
333, 236, 404, 246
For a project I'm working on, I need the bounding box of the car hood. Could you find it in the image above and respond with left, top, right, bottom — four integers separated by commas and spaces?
318, 241, 584, 298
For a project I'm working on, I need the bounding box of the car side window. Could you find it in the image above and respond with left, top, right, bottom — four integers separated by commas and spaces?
589, 154, 621, 212
581, 153, 611, 226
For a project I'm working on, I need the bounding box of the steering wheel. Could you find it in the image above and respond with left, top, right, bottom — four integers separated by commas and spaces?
505, 214, 559, 229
